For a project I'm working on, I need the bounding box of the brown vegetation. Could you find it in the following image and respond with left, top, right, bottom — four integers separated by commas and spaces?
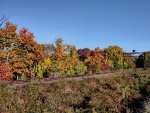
0, 69, 150, 113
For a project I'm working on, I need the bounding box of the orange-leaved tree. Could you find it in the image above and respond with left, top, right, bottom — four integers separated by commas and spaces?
0, 62, 13, 80
11, 28, 46, 79
0, 22, 46, 79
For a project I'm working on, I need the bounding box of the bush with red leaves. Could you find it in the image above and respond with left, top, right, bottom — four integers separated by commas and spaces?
0, 62, 13, 80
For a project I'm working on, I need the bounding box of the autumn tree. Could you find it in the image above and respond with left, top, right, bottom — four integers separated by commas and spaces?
78, 48, 109, 73
66, 45, 87, 76
0, 21, 137, 80
33, 38, 87, 77
0, 22, 17, 63
11, 28, 46, 79
49, 38, 87, 76
78, 48, 91, 61
104, 46, 124, 70
0, 22, 46, 79
0, 62, 13, 80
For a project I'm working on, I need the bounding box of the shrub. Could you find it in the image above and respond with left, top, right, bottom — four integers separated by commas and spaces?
144, 98, 150, 113
74, 61, 87, 75
32, 58, 51, 78
65, 69, 75, 76
124, 57, 136, 69
0, 62, 13, 80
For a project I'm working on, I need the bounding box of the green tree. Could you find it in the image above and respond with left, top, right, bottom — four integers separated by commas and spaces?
104, 46, 123, 70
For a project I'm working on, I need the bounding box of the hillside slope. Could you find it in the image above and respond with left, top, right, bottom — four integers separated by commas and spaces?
0, 69, 150, 113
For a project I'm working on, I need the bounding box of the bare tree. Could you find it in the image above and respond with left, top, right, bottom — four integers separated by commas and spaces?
0, 16, 8, 28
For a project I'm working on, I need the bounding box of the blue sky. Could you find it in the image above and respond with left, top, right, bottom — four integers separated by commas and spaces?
1, 0, 150, 52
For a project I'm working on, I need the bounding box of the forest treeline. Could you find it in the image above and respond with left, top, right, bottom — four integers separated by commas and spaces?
0, 22, 149, 80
